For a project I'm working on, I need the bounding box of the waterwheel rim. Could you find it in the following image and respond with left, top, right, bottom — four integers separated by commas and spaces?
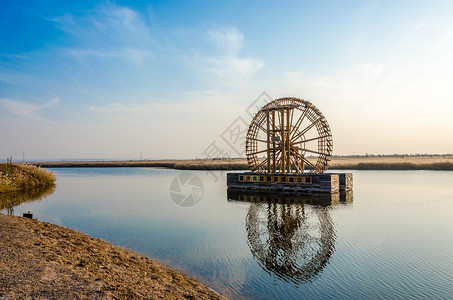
245, 97, 333, 174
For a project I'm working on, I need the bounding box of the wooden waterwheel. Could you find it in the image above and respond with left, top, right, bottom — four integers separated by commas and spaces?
245, 97, 333, 174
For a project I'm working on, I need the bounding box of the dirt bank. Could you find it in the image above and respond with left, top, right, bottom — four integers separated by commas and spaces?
0, 213, 222, 299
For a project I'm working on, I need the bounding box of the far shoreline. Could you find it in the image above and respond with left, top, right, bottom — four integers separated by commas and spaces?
32, 155, 453, 171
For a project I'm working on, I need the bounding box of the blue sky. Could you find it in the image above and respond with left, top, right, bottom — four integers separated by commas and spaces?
1, 0, 453, 160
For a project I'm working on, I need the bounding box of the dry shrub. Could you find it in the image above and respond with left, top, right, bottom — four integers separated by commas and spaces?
0, 163, 56, 193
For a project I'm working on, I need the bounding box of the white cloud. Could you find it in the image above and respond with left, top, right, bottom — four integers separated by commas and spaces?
0, 97, 60, 127
0, 54, 29, 59
201, 27, 264, 85
62, 48, 153, 62
0, 97, 59, 118
52, 2, 156, 62
88, 90, 241, 119
431, 30, 453, 55
204, 57, 264, 83
282, 63, 385, 103
84, 90, 252, 159
208, 28, 243, 57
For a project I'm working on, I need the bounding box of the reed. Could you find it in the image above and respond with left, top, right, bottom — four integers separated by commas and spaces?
35, 155, 453, 171
330, 162, 453, 170
0, 162, 56, 193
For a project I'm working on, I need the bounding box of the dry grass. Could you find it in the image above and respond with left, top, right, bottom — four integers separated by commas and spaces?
35, 155, 453, 171
0, 163, 56, 193
329, 155, 453, 170
36, 159, 250, 170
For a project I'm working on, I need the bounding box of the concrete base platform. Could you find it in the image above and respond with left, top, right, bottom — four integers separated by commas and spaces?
227, 172, 353, 194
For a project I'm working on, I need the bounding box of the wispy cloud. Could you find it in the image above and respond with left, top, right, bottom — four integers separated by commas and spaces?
89, 102, 152, 115
200, 27, 264, 85
0, 97, 59, 127
52, 2, 156, 62
431, 30, 453, 55
62, 48, 153, 62
204, 56, 264, 83
0, 54, 29, 59
208, 28, 243, 57
88, 89, 238, 118
283, 63, 385, 103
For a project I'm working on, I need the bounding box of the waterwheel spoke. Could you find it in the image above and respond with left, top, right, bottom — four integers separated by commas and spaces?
254, 138, 269, 144
257, 158, 268, 169
289, 108, 295, 133
253, 121, 268, 134
257, 150, 281, 171
292, 135, 326, 145
290, 106, 308, 136
289, 149, 304, 173
291, 117, 321, 143
288, 154, 300, 173
276, 113, 282, 133
292, 151, 317, 170
303, 158, 317, 171
248, 149, 269, 156
293, 147, 325, 156
267, 146, 281, 153
246, 97, 331, 174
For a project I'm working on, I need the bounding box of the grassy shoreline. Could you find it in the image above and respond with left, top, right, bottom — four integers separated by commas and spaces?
33, 155, 453, 171
0, 163, 56, 193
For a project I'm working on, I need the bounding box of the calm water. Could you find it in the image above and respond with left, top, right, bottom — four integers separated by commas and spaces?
2, 168, 453, 299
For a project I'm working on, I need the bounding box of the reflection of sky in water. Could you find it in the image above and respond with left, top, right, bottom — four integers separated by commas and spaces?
0, 184, 55, 215
3, 168, 453, 299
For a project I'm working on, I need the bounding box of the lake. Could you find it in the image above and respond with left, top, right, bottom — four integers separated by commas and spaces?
2, 168, 453, 299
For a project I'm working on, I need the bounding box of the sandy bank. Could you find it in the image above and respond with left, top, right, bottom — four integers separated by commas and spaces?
0, 213, 221, 299
34, 155, 453, 170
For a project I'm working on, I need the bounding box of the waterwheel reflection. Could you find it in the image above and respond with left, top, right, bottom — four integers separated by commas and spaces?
228, 190, 352, 284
